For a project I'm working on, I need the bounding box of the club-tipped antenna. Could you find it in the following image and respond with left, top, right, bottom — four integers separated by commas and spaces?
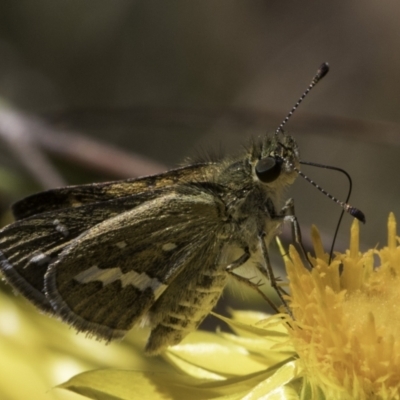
275, 62, 330, 136
291, 162, 366, 223
300, 161, 365, 260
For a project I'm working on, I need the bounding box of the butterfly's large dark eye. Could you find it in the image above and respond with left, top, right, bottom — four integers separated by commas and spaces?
255, 157, 282, 183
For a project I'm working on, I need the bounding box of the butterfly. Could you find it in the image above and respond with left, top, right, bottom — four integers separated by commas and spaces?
0, 63, 362, 354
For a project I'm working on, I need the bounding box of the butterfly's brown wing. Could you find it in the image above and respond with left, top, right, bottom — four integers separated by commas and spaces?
12, 163, 216, 220
0, 190, 169, 311
43, 190, 223, 341
0, 163, 218, 310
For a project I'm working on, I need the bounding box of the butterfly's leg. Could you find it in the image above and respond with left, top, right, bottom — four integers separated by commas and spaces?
224, 248, 250, 272
280, 198, 312, 269
225, 247, 279, 312
267, 197, 310, 269
220, 238, 291, 315
251, 197, 309, 315
225, 249, 280, 312
256, 233, 293, 316
226, 269, 280, 313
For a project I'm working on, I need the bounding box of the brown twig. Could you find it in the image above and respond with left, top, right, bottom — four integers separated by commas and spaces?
0, 105, 166, 189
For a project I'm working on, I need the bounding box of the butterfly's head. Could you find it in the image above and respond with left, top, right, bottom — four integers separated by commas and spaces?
253, 131, 300, 187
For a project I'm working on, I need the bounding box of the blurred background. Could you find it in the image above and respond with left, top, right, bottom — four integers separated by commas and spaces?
0, 0, 400, 381
0, 1, 399, 245
1, 2, 400, 397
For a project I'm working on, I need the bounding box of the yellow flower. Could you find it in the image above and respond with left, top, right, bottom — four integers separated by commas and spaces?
285, 213, 400, 400
0, 289, 174, 400
59, 311, 300, 399
3, 214, 400, 399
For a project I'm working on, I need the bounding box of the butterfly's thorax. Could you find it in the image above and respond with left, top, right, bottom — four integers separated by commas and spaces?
216, 134, 299, 247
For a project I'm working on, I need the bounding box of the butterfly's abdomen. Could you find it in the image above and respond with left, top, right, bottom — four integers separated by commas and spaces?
144, 266, 228, 355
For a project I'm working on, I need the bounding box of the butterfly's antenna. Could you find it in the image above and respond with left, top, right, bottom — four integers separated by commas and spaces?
291, 161, 366, 224
300, 161, 362, 261
275, 62, 330, 136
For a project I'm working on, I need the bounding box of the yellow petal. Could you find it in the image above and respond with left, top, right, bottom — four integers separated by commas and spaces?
165, 331, 268, 377
241, 361, 300, 400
